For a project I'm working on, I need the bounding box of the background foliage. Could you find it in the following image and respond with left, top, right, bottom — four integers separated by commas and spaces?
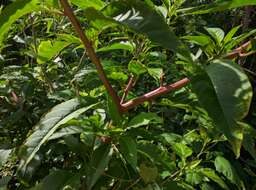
0, 0, 256, 189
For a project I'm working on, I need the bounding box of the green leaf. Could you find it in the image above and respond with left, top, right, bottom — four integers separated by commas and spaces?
147, 68, 163, 82
172, 143, 192, 160
163, 181, 186, 190
242, 123, 256, 160
97, 41, 134, 52
185, 171, 203, 186
119, 136, 137, 171
223, 25, 241, 45
0, 176, 11, 189
128, 112, 162, 128
225, 29, 256, 51
48, 126, 84, 140
103, 0, 183, 52
0, 0, 41, 49
18, 99, 98, 174
182, 35, 212, 46
0, 149, 12, 168
139, 163, 158, 184
106, 94, 123, 126
180, 0, 256, 15
70, 0, 105, 10
128, 60, 147, 76
200, 168, 229, 190
31, 170, 80, 190
205, 27, 225, 45
37, 41, 71, 64
86, 144, 113, 190
214, 156, 241, 187
191, 60, 252, 156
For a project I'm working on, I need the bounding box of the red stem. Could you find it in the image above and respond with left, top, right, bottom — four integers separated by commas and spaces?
121, 77, 190, 112
59, 0, 122, 112
224, 37, 256, 59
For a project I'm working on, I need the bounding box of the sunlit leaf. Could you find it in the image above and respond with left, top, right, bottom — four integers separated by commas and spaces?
191, 59, 252, 156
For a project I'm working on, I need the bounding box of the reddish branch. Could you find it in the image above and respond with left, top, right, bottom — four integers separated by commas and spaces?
59, 0, 122, 112
59, 0, 190, 113
121, 78, 190, 112
224, 37, 256, 59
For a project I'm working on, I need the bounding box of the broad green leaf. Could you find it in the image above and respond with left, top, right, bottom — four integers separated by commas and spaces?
70, 0, 104, 10
139, 163, 158, 184
97, 41, 134, 52
160, 133, 182, 145
102, 0, 186, 54
86, 144, 113, 190
180, 0, 256, 15
214, 156, 242, 187
31, 170, 80, 190
119, 136, 137, 171
182, 35, 212, 46
191, 60, 252, 156
37, 41, 71, 64
185, 171, 203, 186
205, 27, 225, 45
128, 60, 147, 76
83, 0, 189, 57
18, 99, 98, 173
48, 126, 84, 140
172, 143, 193, 160
200, 168, 229, 190
128, 112, 162, 128
0, 149, 12, 168
0, 0, 41, 49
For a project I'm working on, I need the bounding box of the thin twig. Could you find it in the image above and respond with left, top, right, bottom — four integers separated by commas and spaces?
121, 76, 135, 104
59, 0, 122, 112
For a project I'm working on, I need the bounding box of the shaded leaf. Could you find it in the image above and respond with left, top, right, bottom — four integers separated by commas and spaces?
18, 99, 98, 174
86, 144, 113, 190
139, 163, 158, 184
119, 136, 137, 171
200, 168, 229, 190
31, 170, 80, 190
214, 156, 241, 186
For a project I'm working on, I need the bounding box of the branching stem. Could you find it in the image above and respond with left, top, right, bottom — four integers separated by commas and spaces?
60, 0, 122, 112
59, 0, 190, 113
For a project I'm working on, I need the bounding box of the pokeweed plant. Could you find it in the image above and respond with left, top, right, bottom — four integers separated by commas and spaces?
0, 0, 256, 189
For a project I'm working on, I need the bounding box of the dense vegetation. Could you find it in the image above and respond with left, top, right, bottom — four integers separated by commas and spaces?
0, 0, 256, 189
